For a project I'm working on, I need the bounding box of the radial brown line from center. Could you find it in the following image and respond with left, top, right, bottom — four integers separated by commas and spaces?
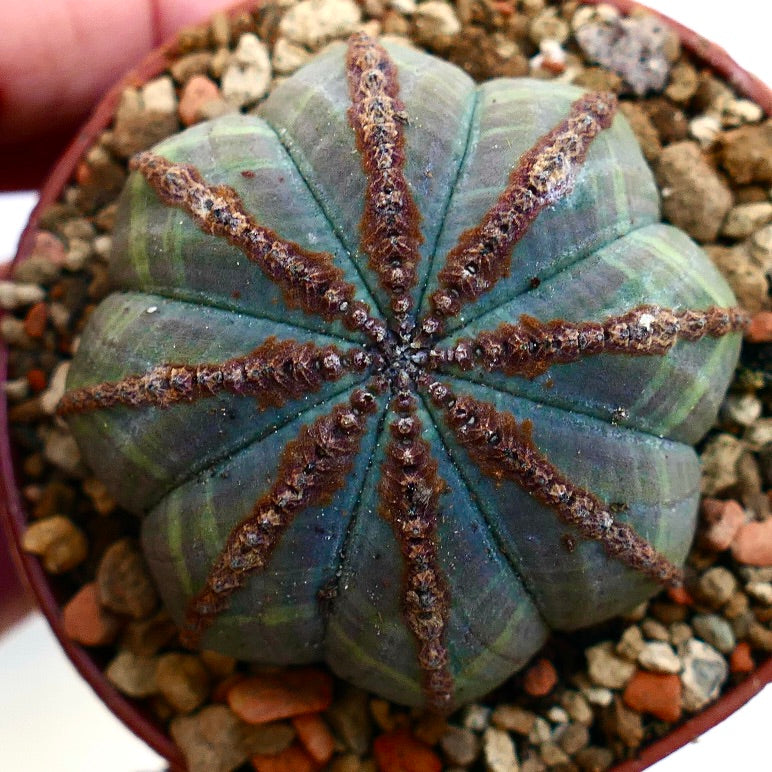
422, 379, 683, 587
181, 381, 383, 647
416, 91, 618, 342
346, 32, 423, 333
131, 152, 389, 347
379, 380, 454, 712
57, 337, 371, 415
430, 305, 750, 379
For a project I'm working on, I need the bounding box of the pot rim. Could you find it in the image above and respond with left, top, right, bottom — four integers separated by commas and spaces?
1, 2, 769, 770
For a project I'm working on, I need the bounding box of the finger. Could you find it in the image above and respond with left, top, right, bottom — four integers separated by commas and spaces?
0, 0, 229, 145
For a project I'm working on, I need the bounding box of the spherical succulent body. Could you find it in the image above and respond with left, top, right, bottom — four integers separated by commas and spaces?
61, 35, 746, 711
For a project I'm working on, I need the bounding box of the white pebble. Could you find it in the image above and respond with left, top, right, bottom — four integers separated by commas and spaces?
414, 1, 462, 37
40, 362, 70, 415
746, 581, 772, 604
141, 76, 177, 114
638, 641, 682, 674
0, 281, 45, 310
689, 114, 721, 147
222, 34, 272, 107
279, 0, 362, 49
271, 38, 312, 75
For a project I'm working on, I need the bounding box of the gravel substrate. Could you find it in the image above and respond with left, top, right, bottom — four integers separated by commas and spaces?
1, 2, 770, 771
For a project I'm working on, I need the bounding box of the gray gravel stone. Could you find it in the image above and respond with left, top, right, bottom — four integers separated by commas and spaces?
698, 566, 738, 607
279, 0, 362, 49
692, 614, 737, 654
679, 639, 728, 712
440, 725, 479, 766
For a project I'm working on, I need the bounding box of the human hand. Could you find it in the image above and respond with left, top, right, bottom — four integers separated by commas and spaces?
0, 0, 232, 191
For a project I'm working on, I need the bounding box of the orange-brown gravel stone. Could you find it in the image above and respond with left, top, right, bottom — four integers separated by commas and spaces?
291, 713, 336, 766
622, 671, 682, 723
373, 728, 443, 772
523, 657, 559, 696
62, 582, 121, 646
731, 519, 772, 566
729, 642, 755, 674
251, 743, 318, 772
228, 668, 333, 724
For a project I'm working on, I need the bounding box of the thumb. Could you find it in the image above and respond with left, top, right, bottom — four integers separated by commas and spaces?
0, 0, 231, 190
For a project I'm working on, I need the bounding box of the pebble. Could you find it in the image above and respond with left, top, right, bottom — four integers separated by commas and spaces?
719, 120, 772, 185
729, 641, 755, 673
731, 519, 772, 566
169, 51, 213, 84
19, 232, 66, 276
62, 582, 121, 646
414, 1, 462, 40
699, 433, 743, 496
228, 668, 332, 724
326, 687, 372, 754
529, 7, 570, 45
665, 60, 699, 103
746, 581, 772, 604
279, 0, 362, 49
700, 498, 747, 551
637, 641, 681, 674
722, 98, 764, 127
528, 716, 552, 745
669, 622, 693, 647
539, 741, 569, 766
706, 243, 769, 314
523, 657, 558, 696
574, 12, 676, 95
750, 222, 772, 268
745, 418, 772, 449
111, 86, 179, 159
603, 697, 643, 749
461, 703, 491, 732
722, 201, 772, 239
546, 705, 569, 724
291, 713, 336, 766
692, 614, 736, 654
179, 75, 222, 126
252, 744, 317, 772
574, 745, 614, 772
373, 729, 442, 772
81, 475, 116, 516
556, 722, 590, 755
622, 671, 682, 723
142, 76, 177, 114
482, 726, 519, 772
155, 653, 211, 714
748, 622, 772, 652
723, 394, 763, 428
43, 426, 85, 476
170, 705, 294, 772
96, 538, 159, 619
21, 514, 88, 574
655, 141, 733, 243
439, 725, 479, 766
0, 281, 45, 310
200, 650, 237, 679
698, 566, 738, 607
39, 361, 68, 415
222, 34, 271, 108
560, 691, 593, 726
491, 704, 536, 734
106, 649, 158, 698
271, 38, 312, 75
679, 639, 728, 712
120, 610, 178, 657
586, 641, 636, 689
640, 618, 670, 642
688, 114, 722, 147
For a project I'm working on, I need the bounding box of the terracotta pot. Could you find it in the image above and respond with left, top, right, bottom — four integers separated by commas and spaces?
0, 2, 769, 769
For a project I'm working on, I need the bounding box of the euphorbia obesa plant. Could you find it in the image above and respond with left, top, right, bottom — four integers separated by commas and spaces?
59, 34, 746, 712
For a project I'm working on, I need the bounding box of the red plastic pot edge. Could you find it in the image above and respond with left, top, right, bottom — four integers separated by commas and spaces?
1, 2, 769, 770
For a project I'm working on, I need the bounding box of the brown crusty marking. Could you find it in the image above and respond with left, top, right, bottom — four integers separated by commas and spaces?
422, 380, 683, 587
430, 305, 750, 379
57, 338, 370, 415
180, 383, 382, 648
346, 33, 423, 326
130, 152, 388, 346
418, 91, 618, 340
379, 383, 453, 712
